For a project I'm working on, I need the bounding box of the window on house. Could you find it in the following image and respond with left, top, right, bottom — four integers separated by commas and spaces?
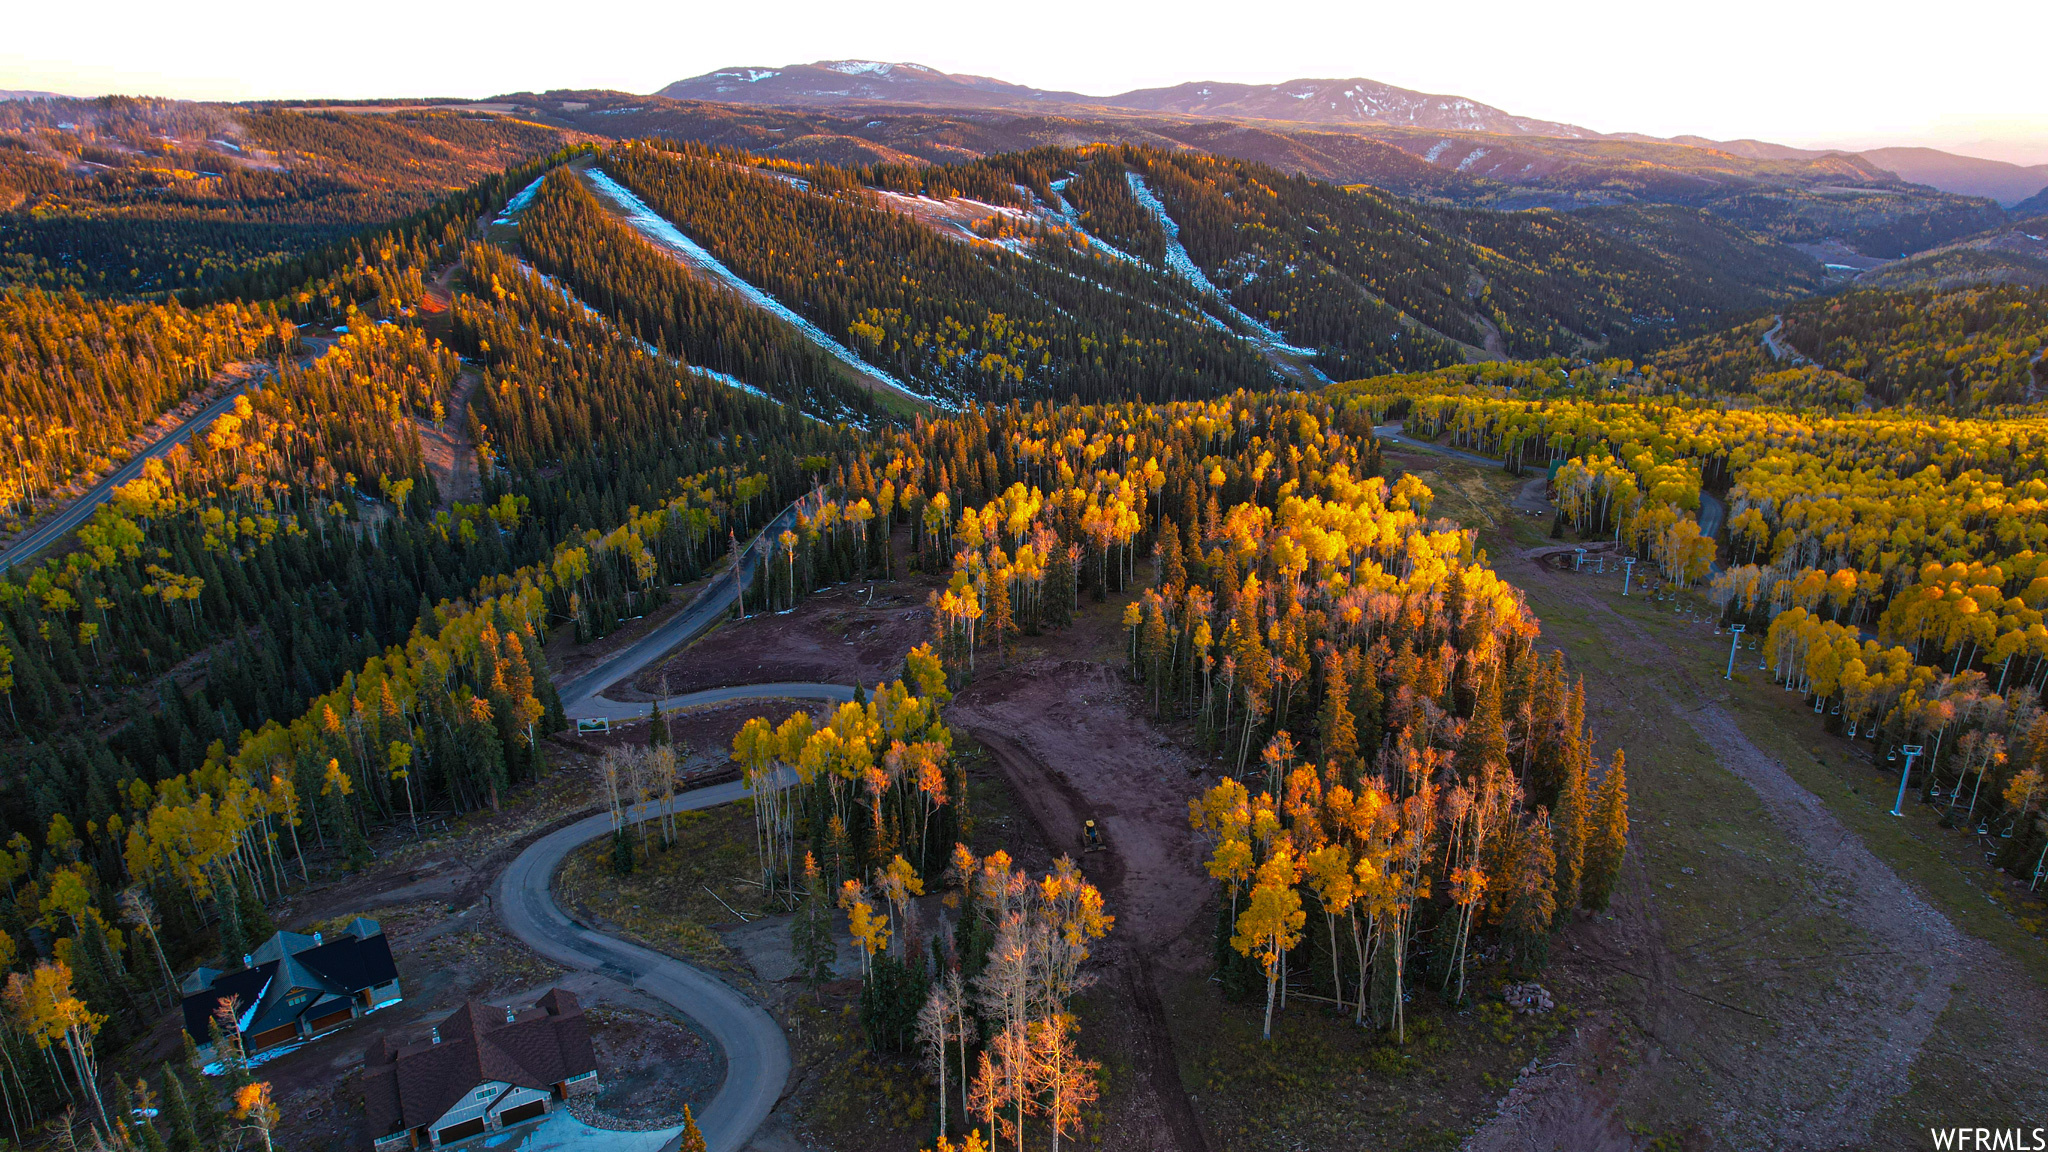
476, 1088, 493, 1101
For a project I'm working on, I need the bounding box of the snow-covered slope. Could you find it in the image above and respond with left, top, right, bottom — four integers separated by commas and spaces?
581, 167, 950, 410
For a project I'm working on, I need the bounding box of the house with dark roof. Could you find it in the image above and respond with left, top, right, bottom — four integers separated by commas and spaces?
360, 988, 600, 1149
179, 917, 401, 1057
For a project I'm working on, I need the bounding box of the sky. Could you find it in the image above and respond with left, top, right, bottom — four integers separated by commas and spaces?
7, 0, 2048, 162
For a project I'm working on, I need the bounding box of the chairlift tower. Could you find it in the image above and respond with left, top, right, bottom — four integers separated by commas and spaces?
1890, 745, 1924, 818
1622, 557, 1636, 596
1725, 624, 1745, 679
1574, 548, 1586, 572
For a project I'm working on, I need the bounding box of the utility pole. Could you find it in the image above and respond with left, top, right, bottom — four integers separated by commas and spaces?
1725, 624, 1745, 679
1890, 745, 1924, 818
1622, 557, 1636, 596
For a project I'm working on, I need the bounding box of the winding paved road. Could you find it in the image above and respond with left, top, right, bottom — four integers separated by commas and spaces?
556, 496, 816, 718
497, 750, 798, 1152
0, 343, 329, 573
519, 626, 855, 1152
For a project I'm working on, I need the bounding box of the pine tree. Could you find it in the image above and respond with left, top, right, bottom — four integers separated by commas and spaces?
160, 1062, 205, 1152
1503, 815, 1558, 973
1552, 715, 1590, 915
791, 853, 837, 984
648, 700, 669, 748
1157, 521, 1185, 593
1581, 750, 1629, 911
1455, 671, 1507, 779
233, 872, 275, 948
1317, 647, 1357, 769
130, 1078, 170, 1152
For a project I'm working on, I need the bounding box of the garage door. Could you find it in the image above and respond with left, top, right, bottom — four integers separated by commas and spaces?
310, 1009, 353, 1032
498, 1100, 546, 1126
248, 1025, 298, 1051
434, 1118, 486, 1145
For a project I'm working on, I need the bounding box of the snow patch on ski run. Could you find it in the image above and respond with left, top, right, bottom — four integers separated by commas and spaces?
1045, 180, 1141, 264
1122, 172, 1327, 380
492, 174, 546, 225
582, 167, 953, 411
516, 259, 829, 422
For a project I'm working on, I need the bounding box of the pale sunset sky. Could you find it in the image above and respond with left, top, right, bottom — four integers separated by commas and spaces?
6, 0, 2046, 161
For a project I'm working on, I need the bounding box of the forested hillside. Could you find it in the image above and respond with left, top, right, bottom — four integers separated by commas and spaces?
1334, 373, 2048, 916
1050, 145, 1816, 368
547, 141, 1818, 403
1652, 284, 2048, 411
0, 98, 582, 293
593, 142, 1285, 405
0, 289, 295, 522
0, 152, 866, 1139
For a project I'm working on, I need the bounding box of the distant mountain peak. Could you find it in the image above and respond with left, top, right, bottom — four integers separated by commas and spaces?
817, 60, 933, 76
656, 61, 1597, 136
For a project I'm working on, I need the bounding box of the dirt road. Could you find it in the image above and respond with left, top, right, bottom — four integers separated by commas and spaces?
953, 658, 1214, 1152
1468, 549, 2048, 1150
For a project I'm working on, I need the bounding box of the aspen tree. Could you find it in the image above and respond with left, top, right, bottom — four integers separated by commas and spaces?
1029, 1012, 1099, 1152
1232, 844, 1304, 1040
234, 1082, 277, 1152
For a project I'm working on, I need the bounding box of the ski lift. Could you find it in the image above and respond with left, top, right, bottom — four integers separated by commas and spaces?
1887, 748, 1899, 763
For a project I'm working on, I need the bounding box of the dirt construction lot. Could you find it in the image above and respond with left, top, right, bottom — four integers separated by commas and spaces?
952, 651, 1217, 1152
627, 580, 932, 698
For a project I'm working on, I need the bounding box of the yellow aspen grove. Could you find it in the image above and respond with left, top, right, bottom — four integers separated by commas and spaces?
6, 961, 109, 1138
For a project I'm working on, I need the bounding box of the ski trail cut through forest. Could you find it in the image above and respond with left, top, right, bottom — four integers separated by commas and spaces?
509, 253, 830, 423
1122, 172, 1333, 384
1493, 552, 2048, 1149
577, 166, 955, 411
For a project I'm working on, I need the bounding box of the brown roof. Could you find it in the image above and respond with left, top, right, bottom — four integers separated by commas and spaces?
360, 989, 595, 1137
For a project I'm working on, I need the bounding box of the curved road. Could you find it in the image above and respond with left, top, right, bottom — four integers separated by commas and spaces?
556, 495, 818, 717
508, 671, 850, 1152
0, 343, 329, 573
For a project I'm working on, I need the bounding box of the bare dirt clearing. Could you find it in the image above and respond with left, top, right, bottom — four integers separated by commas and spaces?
417, 366, 481, 505
951, 654, 1215, 1152
630, 580, 932, 697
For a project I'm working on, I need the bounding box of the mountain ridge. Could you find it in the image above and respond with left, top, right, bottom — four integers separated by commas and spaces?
656, 60, 2048, 206
659, 60, 1602, 137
